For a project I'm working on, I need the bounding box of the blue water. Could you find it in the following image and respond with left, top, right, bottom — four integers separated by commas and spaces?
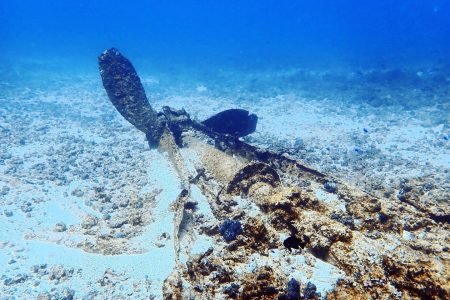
1, 0, 449, 72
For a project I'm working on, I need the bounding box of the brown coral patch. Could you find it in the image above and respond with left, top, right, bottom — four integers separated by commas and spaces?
239, 266, 284, 300
326, 279, 393, 300
242, 218, 275, 252
382, 256, 449, 299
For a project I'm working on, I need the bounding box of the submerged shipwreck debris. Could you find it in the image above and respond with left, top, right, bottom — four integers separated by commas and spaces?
99, 48, 164, 147
98, 48, 449, 299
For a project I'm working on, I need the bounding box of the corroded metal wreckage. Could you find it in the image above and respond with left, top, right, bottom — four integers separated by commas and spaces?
99, 48, 449, 299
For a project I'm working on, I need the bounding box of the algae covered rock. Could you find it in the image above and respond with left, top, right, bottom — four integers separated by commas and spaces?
219, 219, 243, 242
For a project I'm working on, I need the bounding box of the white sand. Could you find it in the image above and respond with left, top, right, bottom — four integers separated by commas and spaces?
0, 68, 448, 298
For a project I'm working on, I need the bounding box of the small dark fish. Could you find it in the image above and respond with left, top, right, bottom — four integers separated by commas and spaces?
283, 236, 301, 252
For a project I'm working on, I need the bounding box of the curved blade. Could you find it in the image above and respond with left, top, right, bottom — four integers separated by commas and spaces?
98, 48, 164, 147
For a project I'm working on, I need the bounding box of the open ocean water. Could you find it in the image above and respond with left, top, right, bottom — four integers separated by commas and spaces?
0, 1, 449, 299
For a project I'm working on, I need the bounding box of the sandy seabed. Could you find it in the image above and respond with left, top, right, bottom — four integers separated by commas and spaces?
0, 66, 448, 299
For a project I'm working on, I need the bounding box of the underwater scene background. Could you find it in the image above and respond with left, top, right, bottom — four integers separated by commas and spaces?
2, 1, 450, 71
0, 1, 449, 299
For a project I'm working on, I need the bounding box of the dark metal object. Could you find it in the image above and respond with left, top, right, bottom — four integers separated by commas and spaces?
98, 48, 164, 147
98, 48, 326, 181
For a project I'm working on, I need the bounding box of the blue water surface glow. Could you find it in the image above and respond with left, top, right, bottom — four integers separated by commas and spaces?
0, 0, 449, 72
